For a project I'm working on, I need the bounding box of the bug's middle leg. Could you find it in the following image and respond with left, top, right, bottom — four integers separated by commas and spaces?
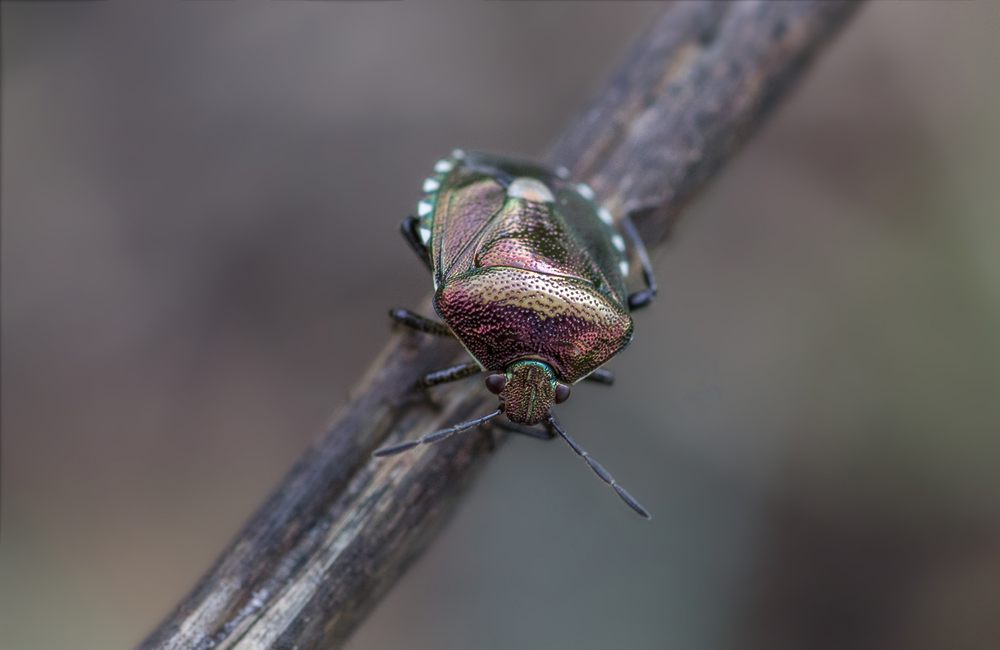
389, 309, 454, 337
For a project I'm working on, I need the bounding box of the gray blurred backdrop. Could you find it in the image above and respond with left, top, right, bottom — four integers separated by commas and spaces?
3, 1, 1000, 649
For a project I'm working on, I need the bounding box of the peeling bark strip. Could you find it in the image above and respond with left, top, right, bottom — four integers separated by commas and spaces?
546, 0, 863, 247
137, 3, 864, 650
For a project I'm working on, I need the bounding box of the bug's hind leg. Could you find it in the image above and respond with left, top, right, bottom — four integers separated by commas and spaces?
583, 369, 615, 386
400, 216, 432, 271
621, 213, 658, 312
389, 309, 454, 337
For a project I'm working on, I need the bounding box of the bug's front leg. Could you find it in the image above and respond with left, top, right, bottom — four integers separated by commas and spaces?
394, 360, 483, 409
418, 361, 483, 389
583, 369, 615, 385
389, 309, 454, 337
492, 420, 555, 441
400, 216, 432, 271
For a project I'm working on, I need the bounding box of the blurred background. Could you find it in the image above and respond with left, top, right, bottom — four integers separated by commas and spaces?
2, 1, 999, 649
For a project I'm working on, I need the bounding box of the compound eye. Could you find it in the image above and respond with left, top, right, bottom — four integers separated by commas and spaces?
554, 383, 571, 404
485, 374, 507, 394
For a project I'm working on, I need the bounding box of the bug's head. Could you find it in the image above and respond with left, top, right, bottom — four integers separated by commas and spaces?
485, 360, 570, 426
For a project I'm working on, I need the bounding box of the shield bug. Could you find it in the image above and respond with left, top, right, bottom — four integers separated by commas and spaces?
376, 150, 657, 518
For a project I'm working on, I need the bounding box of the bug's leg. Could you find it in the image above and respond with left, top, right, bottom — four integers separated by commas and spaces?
389, 309, 454, 337
418, 361, 483, 389
583, 369, 615, 386
400, 216, 432, 271
392, 361, 482, 409
621, 213, 658, 312
544, 415, 651, 519
493, 420, 556, 441
416, 361, 483, 405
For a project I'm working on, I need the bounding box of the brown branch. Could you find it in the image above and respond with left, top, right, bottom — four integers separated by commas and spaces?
136, 2, 864, 649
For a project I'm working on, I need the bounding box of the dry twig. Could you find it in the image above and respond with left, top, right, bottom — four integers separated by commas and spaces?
137, 3, 865, 649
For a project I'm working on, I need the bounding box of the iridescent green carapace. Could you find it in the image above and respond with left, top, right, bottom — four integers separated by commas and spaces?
423, 151, 633, 385
377, 150, 658, 519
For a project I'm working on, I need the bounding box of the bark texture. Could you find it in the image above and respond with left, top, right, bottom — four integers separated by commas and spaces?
137, 3, 865, 649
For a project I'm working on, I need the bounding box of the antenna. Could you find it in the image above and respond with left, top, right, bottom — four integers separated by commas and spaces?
545, 415, 651, 519
373, 407, 504, 457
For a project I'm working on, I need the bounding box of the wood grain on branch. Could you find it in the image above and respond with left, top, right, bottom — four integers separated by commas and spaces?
137, 2, 864, 649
